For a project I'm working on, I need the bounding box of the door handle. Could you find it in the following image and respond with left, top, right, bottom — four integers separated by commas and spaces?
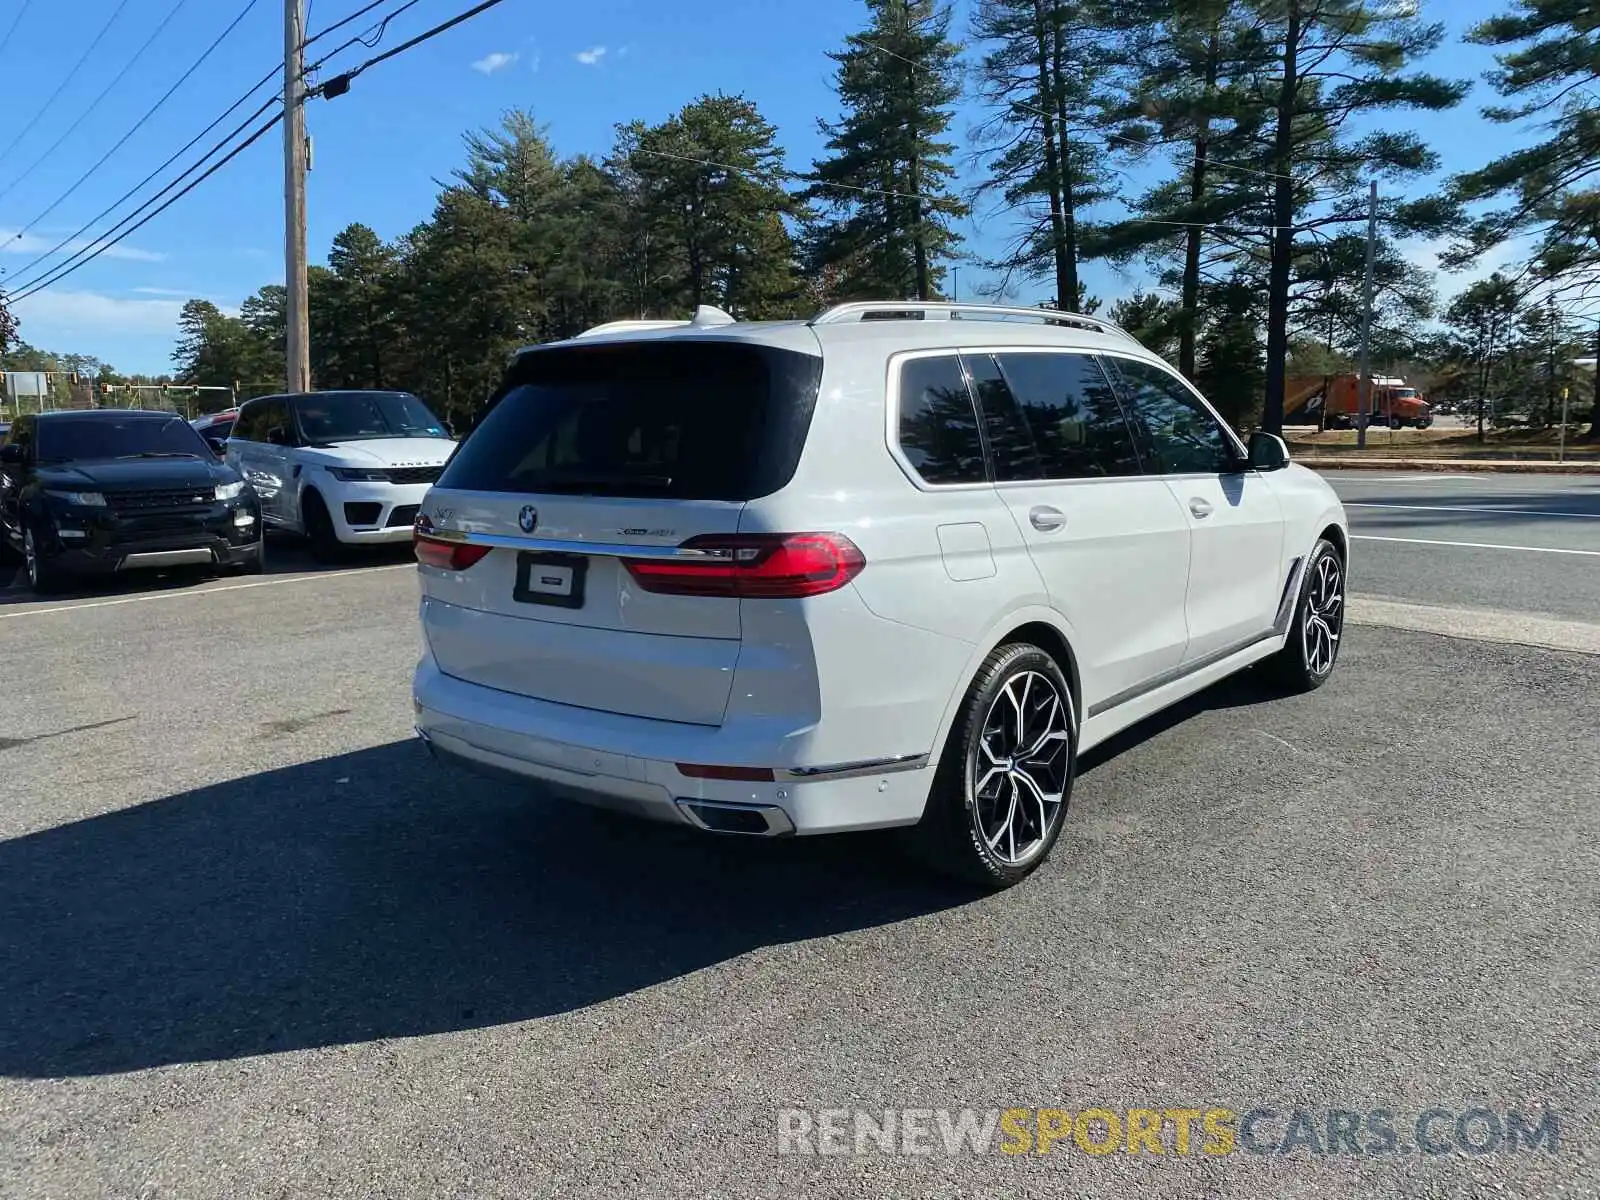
1189, 498, 1214, 519
1029, 505, 1066, 532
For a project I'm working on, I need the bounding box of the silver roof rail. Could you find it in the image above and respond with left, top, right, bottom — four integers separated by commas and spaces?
809, 300, 1141, 344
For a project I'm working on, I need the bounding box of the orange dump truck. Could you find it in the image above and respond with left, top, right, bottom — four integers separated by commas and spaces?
1285, 374, 1433, 429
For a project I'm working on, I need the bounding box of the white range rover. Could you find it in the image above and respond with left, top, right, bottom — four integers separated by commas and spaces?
224, 390, 456, 560
411, 302, 1349, 888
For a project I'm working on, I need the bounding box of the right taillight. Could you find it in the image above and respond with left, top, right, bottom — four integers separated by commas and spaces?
623, 532, 865, 599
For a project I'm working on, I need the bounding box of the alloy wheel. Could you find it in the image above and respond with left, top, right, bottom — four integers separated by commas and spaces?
969, 670, 1073, 866
1303, 553, 1344, 677
24, 528, 38, 588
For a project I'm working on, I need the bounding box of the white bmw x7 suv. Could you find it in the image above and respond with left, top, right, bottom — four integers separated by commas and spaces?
412, 301, 1348, 888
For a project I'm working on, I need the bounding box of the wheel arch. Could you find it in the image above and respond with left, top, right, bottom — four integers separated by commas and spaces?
924, 607, 1086, 779
1318, 520, 1347, 563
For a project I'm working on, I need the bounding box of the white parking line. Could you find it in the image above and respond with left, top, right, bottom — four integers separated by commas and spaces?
0, 563, 414, 620
1352, 534, 1600, 557
1346, 502, 1600, 519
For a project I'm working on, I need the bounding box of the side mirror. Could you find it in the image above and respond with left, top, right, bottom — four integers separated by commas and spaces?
1248, 430, 1291, 472
205, 436, 228, 457
0, 443, 24, 465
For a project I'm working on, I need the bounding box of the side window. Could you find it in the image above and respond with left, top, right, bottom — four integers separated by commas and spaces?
264, 399, 294, 446
1110, 358, 1236, 475
233, 402, 262, 443
994, 352, 1143, 479
963, 354, 1042, 482
896, 356, 986, 485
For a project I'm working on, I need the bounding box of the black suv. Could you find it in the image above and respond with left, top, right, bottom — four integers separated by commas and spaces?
0, 410, 264, 593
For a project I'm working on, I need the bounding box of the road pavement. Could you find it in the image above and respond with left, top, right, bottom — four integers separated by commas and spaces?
1, 497, 1598, 1199
1322, 470, 1600, 622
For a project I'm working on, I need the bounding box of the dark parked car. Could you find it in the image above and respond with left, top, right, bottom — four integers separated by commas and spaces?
190, 408, 239, 452
0, 410, 264, 593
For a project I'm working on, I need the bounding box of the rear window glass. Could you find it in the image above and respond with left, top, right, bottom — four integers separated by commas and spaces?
438, 342, 822, 501
897, 356, 985, 485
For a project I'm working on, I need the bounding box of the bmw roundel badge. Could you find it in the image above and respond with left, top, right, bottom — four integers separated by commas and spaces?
518, 505, 538, 533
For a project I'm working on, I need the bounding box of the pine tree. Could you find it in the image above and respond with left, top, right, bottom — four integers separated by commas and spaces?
970, 0, 1124, 312
807, 0, 967, 301
1089, 0, 1265, 376
1247, 0, 1468, 432
619, 94, 799, 318
1450, 0, 1600, 434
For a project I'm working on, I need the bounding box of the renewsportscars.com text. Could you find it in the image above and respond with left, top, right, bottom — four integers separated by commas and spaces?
776, 1106, 1561, 1158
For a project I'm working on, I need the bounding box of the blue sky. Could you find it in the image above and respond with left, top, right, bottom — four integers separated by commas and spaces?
1, 0, 1517, 375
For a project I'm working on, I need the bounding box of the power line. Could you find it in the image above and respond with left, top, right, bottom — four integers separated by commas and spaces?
303, 0, 389, 48
0, 0, 135, 166
311, 0, 511, 98
4, 92, 281, 296
10, 112, 284, 305
0, 0, 33, 59
3, 0, 419, 297
635, 146, 1303, 234
0, 0, 193, 208
303, 0, 424, 73
1, 0, 266, 254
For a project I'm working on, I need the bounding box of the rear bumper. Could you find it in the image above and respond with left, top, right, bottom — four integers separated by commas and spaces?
411, 656, 935, 836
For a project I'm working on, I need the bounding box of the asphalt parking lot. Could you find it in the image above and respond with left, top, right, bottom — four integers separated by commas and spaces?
2, 475, 1598, 1200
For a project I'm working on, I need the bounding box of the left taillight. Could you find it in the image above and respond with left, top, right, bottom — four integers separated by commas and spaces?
413, 515, 491, 571
623, 532, 865, 599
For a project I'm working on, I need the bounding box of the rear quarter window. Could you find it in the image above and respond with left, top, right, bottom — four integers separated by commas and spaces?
438, 341, 822, 501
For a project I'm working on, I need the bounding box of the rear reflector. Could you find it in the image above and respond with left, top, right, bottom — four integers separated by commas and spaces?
624, 533, 865, 599
676, 762, 776, 782
414, 532, 491, 571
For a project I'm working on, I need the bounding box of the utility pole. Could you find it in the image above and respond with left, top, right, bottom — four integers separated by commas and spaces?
1356, 180, 1377, 451
1547, 293, 1557, 429
283, 0, 310, 394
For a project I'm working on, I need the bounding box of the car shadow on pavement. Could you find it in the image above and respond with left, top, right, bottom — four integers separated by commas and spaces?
0, 738, 981, 1079
0, 536, 413, 604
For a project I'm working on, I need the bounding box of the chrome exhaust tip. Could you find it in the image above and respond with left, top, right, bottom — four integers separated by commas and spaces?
675, 799, 796, 837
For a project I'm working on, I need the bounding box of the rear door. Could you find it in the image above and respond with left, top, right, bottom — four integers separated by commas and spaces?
417, 339, 822, 727
1106, 356, 1286, 666
227, 400, 290, 525
964, 351, 1192, 708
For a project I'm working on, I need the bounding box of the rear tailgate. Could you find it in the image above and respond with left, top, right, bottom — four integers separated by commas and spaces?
417, 337, 821, 727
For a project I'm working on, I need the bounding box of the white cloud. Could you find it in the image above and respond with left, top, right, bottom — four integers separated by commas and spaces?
0, 228, 164, 263
574, 45, 606, 65
130, 286, 192, 296
528, 49, 542, 73
9, 289, 187, 337
472, 51, 517, 74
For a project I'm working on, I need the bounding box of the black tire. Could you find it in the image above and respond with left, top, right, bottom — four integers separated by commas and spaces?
233, 539, 266, 575
904, 643, 1077, 890
1388, 415, 1403, 430
23, 523, 64, 595
301, 491, 344, 564
1262, 538, 1345, 693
